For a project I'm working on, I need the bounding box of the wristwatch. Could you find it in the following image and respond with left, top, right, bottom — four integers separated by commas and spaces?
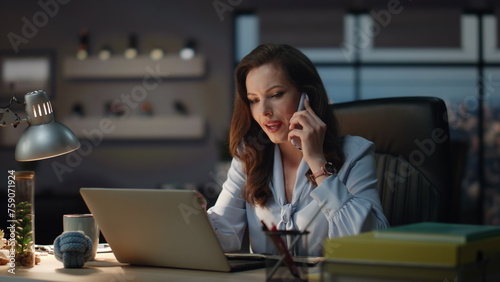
307, 162, 337, 184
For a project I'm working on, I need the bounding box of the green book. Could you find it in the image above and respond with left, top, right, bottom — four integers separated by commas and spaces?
374, 222, 500, 243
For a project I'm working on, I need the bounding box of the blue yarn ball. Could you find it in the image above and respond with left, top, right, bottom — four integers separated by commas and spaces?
54, 231, 93, 268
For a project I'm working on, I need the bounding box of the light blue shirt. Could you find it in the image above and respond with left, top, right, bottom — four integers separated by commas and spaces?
207, 135, 389, 256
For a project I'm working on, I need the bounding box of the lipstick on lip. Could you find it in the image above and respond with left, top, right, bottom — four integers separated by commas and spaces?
263, 120, 283, 133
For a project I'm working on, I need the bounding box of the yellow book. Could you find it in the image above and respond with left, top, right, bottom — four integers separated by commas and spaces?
322, 259, 500, 282
323, 231, 500, 267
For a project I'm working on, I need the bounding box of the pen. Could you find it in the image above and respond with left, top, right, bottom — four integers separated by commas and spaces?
261, 220, 301, 279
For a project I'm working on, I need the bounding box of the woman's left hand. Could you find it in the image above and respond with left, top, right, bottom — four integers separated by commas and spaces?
192, 190, 208, 211
288, 96, 327, 167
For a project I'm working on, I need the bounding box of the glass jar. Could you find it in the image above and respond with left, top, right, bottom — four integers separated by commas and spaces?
14, 171, 36, 268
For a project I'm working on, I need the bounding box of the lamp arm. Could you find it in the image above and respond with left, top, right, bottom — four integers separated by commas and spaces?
0, 107, 29, 127
1, 96, 28, 128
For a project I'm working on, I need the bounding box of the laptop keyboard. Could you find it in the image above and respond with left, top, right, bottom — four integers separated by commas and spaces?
227, 258, 266, 271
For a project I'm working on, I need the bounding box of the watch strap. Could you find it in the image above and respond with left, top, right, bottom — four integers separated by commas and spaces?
307, 162, 336, 184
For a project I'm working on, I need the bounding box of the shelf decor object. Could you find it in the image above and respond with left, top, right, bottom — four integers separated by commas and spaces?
180, 39, 197, 60
124, 33, 138, 60
63, 54, 205, 79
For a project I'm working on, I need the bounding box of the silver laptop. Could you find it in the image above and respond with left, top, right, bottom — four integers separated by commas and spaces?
80, 188, 264, 272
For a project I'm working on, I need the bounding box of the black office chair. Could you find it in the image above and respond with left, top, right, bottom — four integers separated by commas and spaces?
332, 97, 454, 226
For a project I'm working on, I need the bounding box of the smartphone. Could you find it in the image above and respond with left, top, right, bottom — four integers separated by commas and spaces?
291, 93, 307, 150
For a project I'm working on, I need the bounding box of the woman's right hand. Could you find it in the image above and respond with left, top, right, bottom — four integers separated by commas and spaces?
288, 95, 327, 168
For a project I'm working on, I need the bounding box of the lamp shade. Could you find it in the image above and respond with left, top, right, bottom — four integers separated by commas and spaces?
15, 90, 80, 161
15, 121, 80, 161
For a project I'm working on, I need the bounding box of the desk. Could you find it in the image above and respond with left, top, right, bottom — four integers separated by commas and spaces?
0, 252, 273, 282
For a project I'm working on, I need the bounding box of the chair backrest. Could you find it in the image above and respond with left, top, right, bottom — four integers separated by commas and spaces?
332, 97, 453, 226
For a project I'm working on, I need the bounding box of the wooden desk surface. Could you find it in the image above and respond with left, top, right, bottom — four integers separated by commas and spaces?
0, 252, 275, 282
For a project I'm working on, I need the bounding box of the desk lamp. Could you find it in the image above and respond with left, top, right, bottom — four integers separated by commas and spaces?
0, 89, 80, 161
1, 90, 79, 268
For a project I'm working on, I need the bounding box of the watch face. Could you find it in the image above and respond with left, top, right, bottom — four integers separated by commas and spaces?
325, 162, 336, 174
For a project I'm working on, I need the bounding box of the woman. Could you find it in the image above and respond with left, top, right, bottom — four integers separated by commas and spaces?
206, 44, 388, 256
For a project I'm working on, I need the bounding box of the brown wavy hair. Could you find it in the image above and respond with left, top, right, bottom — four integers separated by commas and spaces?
229, 44, 344, 206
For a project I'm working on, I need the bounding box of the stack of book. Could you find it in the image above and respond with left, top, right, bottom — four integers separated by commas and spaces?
322, 222, 500, 282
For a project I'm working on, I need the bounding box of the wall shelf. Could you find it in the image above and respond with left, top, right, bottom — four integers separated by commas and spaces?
62, 116, 205, 140
63, 55, 205, 79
